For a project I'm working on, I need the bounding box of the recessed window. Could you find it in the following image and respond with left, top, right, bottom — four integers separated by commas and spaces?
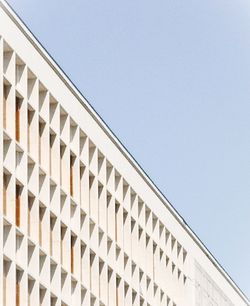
16, 184, 22, 227
15, 96, 21, 142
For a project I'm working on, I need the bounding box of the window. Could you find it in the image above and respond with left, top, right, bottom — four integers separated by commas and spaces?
16, 269, 20, 306
15, 96, 21, 142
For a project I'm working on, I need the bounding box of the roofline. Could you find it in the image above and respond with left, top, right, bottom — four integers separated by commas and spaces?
1, 0, 249, 303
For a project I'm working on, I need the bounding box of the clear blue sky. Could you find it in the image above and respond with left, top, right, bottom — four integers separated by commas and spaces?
8, 0, 250, 297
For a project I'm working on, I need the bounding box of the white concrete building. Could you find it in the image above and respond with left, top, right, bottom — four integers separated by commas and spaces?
0, 1, 249, 306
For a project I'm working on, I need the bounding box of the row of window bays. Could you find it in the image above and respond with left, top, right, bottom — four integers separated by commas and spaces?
3, 165, 187, 277
3, 258, 178, 306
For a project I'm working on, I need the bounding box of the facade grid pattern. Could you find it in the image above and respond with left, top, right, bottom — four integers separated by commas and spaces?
0, 2, 249, 306
1, 38, 187, 306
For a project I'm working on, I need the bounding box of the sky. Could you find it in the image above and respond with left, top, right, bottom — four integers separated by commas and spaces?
7, 0, 250, 298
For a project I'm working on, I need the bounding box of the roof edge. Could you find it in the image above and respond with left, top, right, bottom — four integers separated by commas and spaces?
1, 0, 249, 303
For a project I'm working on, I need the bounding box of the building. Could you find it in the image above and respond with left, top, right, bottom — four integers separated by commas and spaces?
0, 1, 249, 306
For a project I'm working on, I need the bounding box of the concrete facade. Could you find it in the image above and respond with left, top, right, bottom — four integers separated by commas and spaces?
0, 1, 249, 306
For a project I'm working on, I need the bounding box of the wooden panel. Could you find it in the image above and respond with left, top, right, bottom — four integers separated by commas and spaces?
71, 235, 74, 274
27, 109, 32, 153
3, 261, 7, 306
70, 155, 74, 197
3, 85, 7, 129
16, 97, 21, 142
16, 185, 20, 227
16, 271, 20, 306
3, 173, 7, 215
39, 206, 43, 246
